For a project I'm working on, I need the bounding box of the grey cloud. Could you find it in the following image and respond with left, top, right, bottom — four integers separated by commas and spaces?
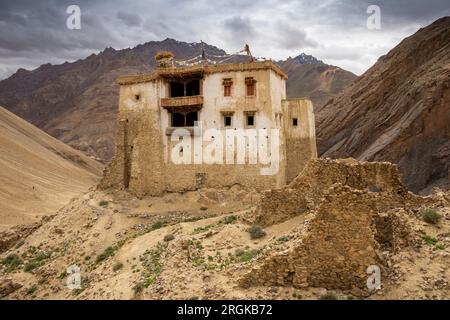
117, 11, 142, 27
0, 0, 449, 79
274, 21, 318, 50
224, 16, 257, 36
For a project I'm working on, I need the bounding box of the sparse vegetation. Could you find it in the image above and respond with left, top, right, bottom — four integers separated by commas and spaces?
151, 220, 164, 230
277, 236, 289, 243
26, 284, 38, 296
133, 282, 145, 295
163, 234, 175, 242
0, 254, 23, 272
200, 206, 208, 211
192, 224, 215, 234
95, 240, 126, 264
221, 215, 238, 224
15, 239, 25, 249
319, 292, 338, 300
422, 208, 442, 224
99, 200, 109, 207
138, 242, 167, 291
422, 235, 438, 246
95, 246, 115, 264
235, 249, 260, 262
192, 215, 239, 235
113, 262, 124, 271
24, 252, 51, 273
248, 225, 267, 239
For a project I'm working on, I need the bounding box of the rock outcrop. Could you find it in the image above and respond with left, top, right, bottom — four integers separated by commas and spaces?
316, 17, 450, 192
251, 158, 420, 227
240, 185, 415, 296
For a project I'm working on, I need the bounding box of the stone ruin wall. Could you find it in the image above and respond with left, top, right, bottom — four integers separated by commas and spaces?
252, 158, 417, 227
239, 185, 415, 296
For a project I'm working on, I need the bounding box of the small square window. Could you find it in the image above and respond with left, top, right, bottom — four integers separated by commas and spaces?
224, 116, 232, 127
135, 94, 140, 101
293, 118, 298, 126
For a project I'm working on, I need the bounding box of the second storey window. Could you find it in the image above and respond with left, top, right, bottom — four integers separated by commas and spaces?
245, 77, 256, 97
223, 78, 232, 97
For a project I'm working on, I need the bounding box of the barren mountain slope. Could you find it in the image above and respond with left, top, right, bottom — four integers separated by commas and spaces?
317, 17, 450, 193
278, 55, 356, 108
0, 40, 355, 162
0, 107, 103, 230
0, 159, 448, 300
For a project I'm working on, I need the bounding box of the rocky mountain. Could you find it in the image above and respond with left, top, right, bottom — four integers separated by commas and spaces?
278, 56, 357, 108
317, 17, 450, 193
0, 106, 102, 231
0, 39, 355, 162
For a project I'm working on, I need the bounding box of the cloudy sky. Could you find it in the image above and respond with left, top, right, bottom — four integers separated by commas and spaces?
0, 0, 449, 79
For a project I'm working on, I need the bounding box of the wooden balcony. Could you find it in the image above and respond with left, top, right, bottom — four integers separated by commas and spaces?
160, 96, 203, 110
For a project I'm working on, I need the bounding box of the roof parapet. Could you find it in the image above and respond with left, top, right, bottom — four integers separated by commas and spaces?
118, 60, 288, 85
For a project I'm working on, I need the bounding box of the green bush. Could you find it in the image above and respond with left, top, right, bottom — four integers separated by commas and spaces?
95, 246, 115, 264
151, 221, 164, 230
113, 262, 123, 272
99, 200, 109, 207
422, 235, 438, 246
221, 215, 238, 224
237, 249, 260, 262
422, 209, 442, 224
26, 284, 38, 296
0, 254, 23, 272
277, 236, 289, 243
163, 234, 175, 242
248, 226, 266, 239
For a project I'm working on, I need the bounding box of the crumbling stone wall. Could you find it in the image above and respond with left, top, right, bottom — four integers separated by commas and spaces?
252, 158, 415, 226
239, 185, 414, 296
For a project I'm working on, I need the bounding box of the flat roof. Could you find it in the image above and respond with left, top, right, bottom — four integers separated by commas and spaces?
118, 60, 288, 85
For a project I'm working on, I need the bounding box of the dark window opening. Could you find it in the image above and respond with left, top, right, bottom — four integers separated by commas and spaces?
186, 80, 200, 96
135, 94, 140, 101
293, 118, 298, 126
224, 116, 232, 127
170, 82, 184, 97
172, 112, 185, 127
186, 112, 198, 127
247, 115, 255, 127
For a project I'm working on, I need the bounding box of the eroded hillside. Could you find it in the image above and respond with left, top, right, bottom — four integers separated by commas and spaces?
0, 107, 102, 231
1, 159, 448, 300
